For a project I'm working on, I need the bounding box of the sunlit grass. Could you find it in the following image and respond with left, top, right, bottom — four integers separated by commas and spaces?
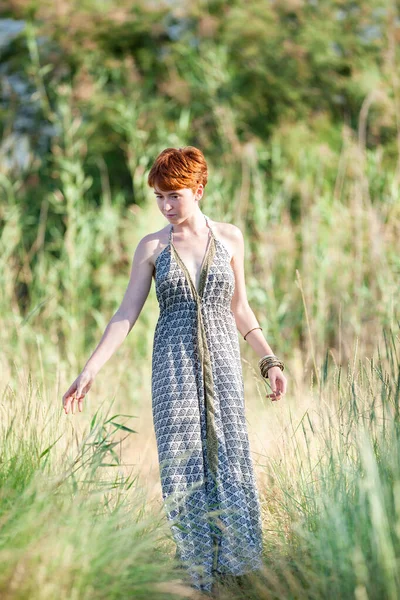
1, 315, 399, 598
1, 21, 399, 599
243, 324, 400, 600
0, 372, 200, 599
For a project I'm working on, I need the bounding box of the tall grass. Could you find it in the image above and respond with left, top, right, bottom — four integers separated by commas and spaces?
1, 320, 399, 599
2, 26, 399, 376
0, 374, 199, 599
243, 323, 400, 600
1, 19, 400, 600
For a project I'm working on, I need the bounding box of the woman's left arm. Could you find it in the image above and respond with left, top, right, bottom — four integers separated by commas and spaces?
227, 224, 287, 401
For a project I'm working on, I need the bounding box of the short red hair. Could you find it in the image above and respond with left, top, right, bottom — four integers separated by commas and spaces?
147, 146, 208, 193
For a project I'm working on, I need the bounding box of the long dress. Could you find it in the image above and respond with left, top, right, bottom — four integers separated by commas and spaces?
151, 212, 263, 592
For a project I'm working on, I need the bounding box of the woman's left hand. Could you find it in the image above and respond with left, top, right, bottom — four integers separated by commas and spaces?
266, 366, 287, 401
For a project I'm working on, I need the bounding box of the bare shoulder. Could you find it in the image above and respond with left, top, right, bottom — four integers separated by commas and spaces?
136, 225, 171, 268
210, 219, 243, 262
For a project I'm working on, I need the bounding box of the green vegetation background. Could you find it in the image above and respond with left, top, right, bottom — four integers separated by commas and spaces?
1, 1, 400, 598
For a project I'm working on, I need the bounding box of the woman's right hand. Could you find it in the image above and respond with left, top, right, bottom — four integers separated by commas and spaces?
62, 368, 96, 415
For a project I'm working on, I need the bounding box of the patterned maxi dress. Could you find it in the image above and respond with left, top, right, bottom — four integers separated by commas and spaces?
151, 212, 263, 592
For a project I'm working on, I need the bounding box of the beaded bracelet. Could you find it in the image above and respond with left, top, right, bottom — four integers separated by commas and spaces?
258, 354, 285, 379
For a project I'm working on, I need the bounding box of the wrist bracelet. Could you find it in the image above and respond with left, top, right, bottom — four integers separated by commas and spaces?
258, 354, 285, 379
258, 354, 276, 366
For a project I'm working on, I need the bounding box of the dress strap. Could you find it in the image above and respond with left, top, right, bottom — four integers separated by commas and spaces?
203, 213, 216, 239
169, 213, 215, 243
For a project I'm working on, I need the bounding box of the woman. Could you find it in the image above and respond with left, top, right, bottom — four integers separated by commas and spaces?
62, 146, 287, 593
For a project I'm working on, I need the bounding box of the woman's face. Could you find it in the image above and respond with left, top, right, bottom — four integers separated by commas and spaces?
154, 185, 203, 221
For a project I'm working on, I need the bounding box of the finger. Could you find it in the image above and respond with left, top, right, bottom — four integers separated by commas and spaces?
74, 390, 85, 413
63, 383, 77, 413
73, 394, 79, 412
276, 379, 286, 395
64, 397, 73, 414
266, 389, 280, 397
63, 390, 75, 413
73, 391, 81, 414
266, 388, 282, 401
72, 384, 85, 414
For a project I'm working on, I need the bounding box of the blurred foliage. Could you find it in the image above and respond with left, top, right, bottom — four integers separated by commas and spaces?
0, 0, 399, 371
1, 5, 400, 597
1, 0, 397, 185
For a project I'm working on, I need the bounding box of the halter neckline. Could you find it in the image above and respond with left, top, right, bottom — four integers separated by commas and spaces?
168, 213, 214, 243
168, 213, 215, 298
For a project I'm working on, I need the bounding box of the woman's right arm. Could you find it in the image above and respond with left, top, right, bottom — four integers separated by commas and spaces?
62, 235, 155, 414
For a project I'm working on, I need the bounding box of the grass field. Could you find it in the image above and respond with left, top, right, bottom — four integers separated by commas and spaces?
1, 18, 400, 593
2, 179, 399, 597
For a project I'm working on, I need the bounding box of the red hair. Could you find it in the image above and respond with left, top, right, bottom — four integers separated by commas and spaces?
147, 146, 208, 193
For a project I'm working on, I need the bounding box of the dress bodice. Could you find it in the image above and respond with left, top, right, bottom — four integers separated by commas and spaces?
154, 214, 235, 317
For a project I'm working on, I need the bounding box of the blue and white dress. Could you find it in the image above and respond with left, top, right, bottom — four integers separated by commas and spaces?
152, 213, 263, 592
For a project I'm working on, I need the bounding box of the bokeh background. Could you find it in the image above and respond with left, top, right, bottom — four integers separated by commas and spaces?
1, 1, 400, 598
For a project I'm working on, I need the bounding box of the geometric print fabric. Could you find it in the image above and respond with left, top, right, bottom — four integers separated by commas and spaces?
151, 213, 263, 592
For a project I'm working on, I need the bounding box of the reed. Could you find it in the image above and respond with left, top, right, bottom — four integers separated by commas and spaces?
0, 370, 197, 599
1, 9, 399, 598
